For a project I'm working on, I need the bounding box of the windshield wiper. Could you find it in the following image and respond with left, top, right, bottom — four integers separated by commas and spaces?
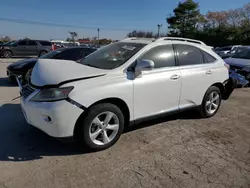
84, 64, 100, 68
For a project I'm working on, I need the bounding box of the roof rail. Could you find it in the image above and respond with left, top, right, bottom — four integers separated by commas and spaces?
121, 37, 156, 42
155, 37, 206, 45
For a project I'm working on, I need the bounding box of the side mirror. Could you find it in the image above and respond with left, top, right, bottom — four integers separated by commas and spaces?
135, 59, 154, 72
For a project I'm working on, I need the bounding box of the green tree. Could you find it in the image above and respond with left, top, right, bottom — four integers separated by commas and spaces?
166, 0, 202, 37
127, 30, 154, 38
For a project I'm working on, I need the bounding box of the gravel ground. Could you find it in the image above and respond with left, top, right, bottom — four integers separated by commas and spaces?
0, 59, 250, 188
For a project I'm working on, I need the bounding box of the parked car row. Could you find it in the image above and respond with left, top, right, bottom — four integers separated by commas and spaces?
214, 45, 250, 59
7, 47, 97, 83
0, 39, 52, 58
223, 47, 250, 87
11, 37, 236, 150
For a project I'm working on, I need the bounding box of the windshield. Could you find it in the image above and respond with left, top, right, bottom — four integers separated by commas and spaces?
40, 49, 64, 59
80, 42, 146, 70
4, 41, 16, 45
232, 48, 250, 59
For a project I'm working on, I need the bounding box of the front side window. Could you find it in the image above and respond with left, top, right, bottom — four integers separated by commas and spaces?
80, 42, 146, 70
18, 40, 28, 46
40, 49, 64, 59
175, 44, 204, 66
139, 45, 175, 68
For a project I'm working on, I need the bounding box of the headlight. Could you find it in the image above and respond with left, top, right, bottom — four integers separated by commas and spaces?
30, 86, 74, 102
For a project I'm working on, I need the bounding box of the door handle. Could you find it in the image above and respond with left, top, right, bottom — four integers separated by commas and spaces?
170, 74, 180, 80
206, 70, 212, 75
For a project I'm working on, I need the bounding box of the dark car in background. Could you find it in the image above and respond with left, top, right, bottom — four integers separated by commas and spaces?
7, 47, 97, 82
225, 47, 250, 87
0, 39, 52, 58
215, 45, 242, 59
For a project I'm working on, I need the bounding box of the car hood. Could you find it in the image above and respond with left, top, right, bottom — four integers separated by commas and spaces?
31, 59, 107, 87
8, 58, 37, 68
224, 57, 250, 68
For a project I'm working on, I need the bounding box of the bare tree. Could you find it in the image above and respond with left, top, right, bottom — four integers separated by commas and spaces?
206, 11, 228, 28
239, 3, 250, 28
226, 9, 241, 27
69, 32, 78, 43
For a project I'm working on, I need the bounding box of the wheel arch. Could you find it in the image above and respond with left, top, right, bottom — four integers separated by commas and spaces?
211, 82, 225, 95
39, 50, 48, 57
73, 97, 130, 138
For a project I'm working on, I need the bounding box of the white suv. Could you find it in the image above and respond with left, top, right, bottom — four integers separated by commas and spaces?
18, 37, 236, 150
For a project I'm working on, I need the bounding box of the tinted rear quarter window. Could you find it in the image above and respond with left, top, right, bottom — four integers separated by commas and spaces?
140, 45, 175, 68
202, 51, 217, 63
39, 41, 52, 46
175, 44, 204, 66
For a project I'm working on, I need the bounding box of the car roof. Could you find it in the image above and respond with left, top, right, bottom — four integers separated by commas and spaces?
62, 47, 97, 50
120, 37, 207, 46
121, 38, 155, 44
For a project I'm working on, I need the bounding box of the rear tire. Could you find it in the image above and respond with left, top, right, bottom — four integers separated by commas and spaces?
76, 103, 124, 150
3, 50, 13, 58
199, 86, 221, 118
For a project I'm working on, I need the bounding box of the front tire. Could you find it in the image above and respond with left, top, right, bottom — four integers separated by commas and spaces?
77, 103, 124, 150
3, 50, 13, 58
199, 86, 221, 118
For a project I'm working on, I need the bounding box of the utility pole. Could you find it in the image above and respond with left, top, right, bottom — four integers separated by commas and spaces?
97, 28, 100, 44
157, 24, 162, 38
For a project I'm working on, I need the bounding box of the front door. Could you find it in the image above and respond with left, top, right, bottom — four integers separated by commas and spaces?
26, 40, 39, 56
15, 40, 38, 56
133, 44, 181, 119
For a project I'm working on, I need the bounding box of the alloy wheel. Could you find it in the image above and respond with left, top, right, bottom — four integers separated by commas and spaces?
205, 91, 220, 114
4, 51, 12, 58
89, 111, 119, 145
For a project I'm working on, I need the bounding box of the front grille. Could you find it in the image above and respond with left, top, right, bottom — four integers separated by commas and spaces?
22, 84, 35, 99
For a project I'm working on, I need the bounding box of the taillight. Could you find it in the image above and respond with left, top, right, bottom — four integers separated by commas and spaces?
224, 63, 230, 71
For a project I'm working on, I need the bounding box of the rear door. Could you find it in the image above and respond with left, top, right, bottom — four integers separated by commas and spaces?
174, 44, 219, 109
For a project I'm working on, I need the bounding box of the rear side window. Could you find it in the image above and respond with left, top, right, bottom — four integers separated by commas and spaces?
175, 44, 204, 66
140, 45, 175, 68
28, 40, 38, 46
39, 41, 52, 46
202, 51, 216, 63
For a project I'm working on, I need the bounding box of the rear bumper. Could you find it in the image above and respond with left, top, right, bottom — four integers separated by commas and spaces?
222, 77, 237, 100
